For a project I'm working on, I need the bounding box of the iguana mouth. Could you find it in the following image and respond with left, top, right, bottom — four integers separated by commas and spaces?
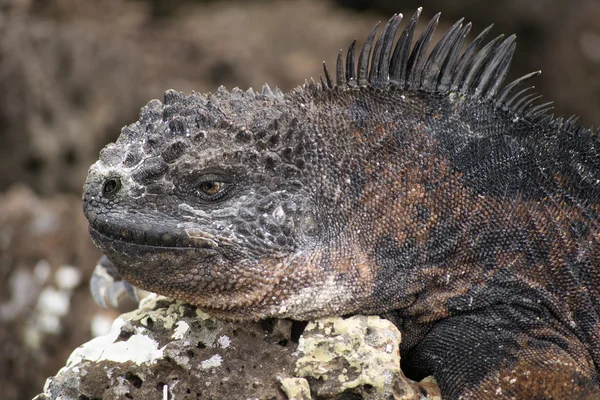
87, 219, 219, 250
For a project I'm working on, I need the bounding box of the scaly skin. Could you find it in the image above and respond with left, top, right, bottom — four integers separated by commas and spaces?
83, 12, 600, 399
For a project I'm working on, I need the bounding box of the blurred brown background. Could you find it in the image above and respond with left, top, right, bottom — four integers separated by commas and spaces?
0, 0, 598, 399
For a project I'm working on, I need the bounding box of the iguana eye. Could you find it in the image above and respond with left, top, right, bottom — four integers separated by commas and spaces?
195, 180, 231, 201
200, 181, 222, 196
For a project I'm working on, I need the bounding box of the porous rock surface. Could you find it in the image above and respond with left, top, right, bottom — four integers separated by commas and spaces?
34, 295, 440, 400
296, 317, 441, 400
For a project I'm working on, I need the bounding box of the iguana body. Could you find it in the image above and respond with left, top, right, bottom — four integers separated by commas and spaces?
83, 10, 600, 399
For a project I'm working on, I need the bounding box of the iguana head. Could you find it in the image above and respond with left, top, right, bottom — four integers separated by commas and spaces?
82, 84, 370, 319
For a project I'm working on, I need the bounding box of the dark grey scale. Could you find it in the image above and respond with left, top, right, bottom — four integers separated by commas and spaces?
266, 117, 280, 134
130, 227, 146, 245
253, 129, 268, 141
557, 127, 600, 200
235, 129, 252, 143
162, 104, 181, 121
521, 221, 553, 263
431, 115, 545, 199
374, 236, 424, 273
230, 150, 244, 164
256, 195, 276, 213
161, 141, 189, 163
163, 89, 184, 105
168, 117, 186, 135
278, 132, 299, 158
280, 222, 296, 238
266, 176, 283, 191
571, 219, 591, 239
274, 235, 288, 246
260, 215, 282, 236
372, 237, 427, 307
267, 132, 280, 149
156, 198, 179, 214
574, 307, 600, 335
192, 117, 208, 135
291, 158, 305, 171
98, 145, 124, 167
119, 125, 139, 142
281, 200, 297, 214
194, 112, 214, 130
279, 147, 294, 162
234, 220, 253, 237
262, 154, 279, 171
227, 97, 249, 114
138, 100, 163, 124
240, 150, 259, 166
131, 157, 168, 185
130, 186, 145, 198
132, 227, 146, 244
123, 148, 143, 168
248, 223, 265, 240
145, 183, 165, 195
142, 227, 162, 246
237, 207, 256, 222
142, 134, 166, 155
425, 218, 462, 264
344, 98, 372, 128
293, 141, 304, 158
215, 116, 234, 131
303, 151, 316, 165
252, 139, 267, 152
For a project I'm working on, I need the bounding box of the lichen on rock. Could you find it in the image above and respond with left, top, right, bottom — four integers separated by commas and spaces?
34, 295, 299, 399
34, 296, 439, 399
295, 316, 440, 400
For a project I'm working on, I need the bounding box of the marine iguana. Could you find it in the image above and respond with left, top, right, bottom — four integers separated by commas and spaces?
82, 9, 600, 399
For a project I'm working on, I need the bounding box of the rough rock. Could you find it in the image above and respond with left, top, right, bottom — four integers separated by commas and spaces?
296, 317, 440, 399
34, 295, 440, 400
34, 295, 300, 400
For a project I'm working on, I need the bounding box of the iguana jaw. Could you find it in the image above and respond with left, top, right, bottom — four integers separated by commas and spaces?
87, 225, 221, 284
89, 224, 375, 321
87, 225, 275, 317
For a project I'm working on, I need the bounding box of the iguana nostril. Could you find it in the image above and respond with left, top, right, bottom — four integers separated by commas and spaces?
102, 178, 121, 196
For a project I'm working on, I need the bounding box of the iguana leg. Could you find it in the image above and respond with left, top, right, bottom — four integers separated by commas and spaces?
402, 305, 600, 399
